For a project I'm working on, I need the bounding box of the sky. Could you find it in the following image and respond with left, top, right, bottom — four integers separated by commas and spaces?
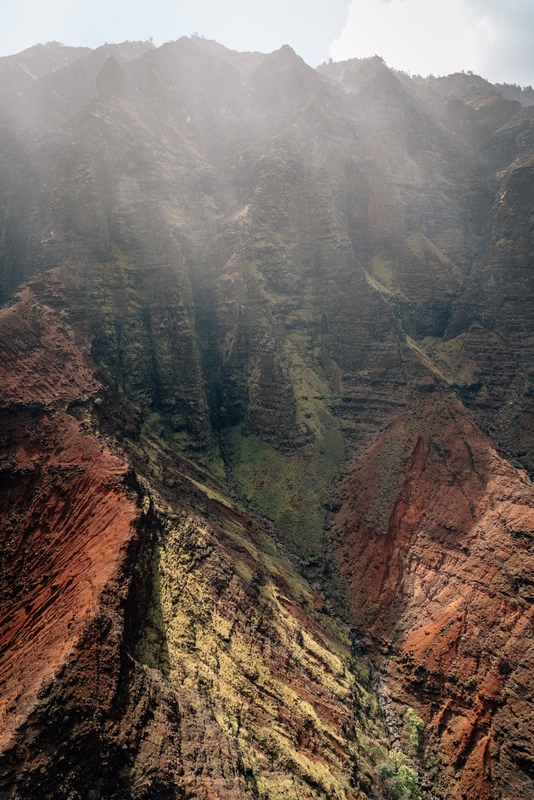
1, 0, 534, 86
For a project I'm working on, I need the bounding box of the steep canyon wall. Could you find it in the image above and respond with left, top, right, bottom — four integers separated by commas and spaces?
1, 37, 534, 799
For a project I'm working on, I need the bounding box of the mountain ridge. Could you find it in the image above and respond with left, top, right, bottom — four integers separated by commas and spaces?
1, 37, 534, 799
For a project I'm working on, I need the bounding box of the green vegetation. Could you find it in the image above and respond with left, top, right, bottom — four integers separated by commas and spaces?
135, 484, 391, 799
405, 707, 424, 751
223, 272, 345, 573
225, 418, 342, 564
376, 751, 421, 800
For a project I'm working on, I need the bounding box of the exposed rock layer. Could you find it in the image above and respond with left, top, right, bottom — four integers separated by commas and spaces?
1, 37, 534, 799
0, 272, 389, 799
333, 391, 534, 798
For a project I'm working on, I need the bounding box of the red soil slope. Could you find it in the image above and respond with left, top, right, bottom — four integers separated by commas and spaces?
0, 271, 389, 800
333, 391, 534, 798
0, 279, 141, 750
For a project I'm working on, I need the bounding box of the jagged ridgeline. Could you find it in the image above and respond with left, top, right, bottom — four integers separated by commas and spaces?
1, 36, 534, 800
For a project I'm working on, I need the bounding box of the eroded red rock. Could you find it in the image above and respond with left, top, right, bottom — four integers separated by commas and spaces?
0, 282, 141, 754
0, 273, 388, 799
333, 392, 534, 798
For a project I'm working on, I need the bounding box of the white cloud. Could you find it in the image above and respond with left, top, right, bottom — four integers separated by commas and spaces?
3, 0, 533, 84
330, 0, 534, 85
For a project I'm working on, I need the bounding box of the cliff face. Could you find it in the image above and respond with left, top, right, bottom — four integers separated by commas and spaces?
1, 37, 534, 799
332, 391, 534, 798
0, 271, 390, 799
439, 157, 534, 475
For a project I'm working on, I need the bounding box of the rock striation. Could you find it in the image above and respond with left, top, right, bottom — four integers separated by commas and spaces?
0, 271, 390, 799
1, 36, 534, 799
332, 391, 534, 798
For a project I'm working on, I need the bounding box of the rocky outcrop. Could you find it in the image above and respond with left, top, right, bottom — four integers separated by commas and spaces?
0, 278, 146, 794
438, 157, 534, 476
332, 391, 534, 798
0, 270, 390, 798
2, 36, 534, 799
